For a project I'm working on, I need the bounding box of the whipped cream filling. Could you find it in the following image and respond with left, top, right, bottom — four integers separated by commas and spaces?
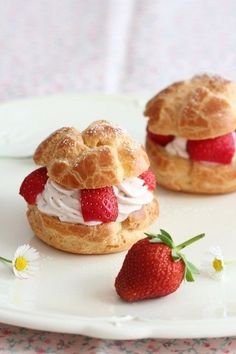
113, 177, 153, 222
165, 137, 189, 159
36, 177, 153, 226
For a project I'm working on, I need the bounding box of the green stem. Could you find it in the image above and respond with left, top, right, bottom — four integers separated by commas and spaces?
0, 256, 12, 264
225, 259, 236, 266
176, 233, 205, 251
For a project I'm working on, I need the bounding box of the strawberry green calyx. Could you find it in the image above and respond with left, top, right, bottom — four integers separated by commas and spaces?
144, 229, 205, 282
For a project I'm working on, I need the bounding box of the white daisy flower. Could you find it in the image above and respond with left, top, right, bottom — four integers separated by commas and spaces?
201, 246, 225, 280
12, 244, 40, 279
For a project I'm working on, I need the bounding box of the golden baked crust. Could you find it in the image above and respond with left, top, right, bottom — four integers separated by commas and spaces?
146, 136, 236, 194
145, 74, 236, 139
34, 120, 149, 189
27, 198, 159, 254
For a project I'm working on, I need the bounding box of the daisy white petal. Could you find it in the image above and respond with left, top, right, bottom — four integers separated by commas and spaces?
201, 245, 225, 280
12, 244, 40, 279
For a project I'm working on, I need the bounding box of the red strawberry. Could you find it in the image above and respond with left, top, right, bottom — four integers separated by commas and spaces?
139, 170, 156, 191
147, 129, 174, 146
187, 133, 235, 164
115, 229, 204, 302
80, 187, 118, 223
19, 167, 48, 204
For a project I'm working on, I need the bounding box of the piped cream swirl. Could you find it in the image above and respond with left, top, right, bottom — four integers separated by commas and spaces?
113, 178, 153, 222
36, 177, 153, 225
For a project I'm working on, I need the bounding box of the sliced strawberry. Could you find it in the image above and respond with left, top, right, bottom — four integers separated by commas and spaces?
147, 129, 174, 146
19, 167, 48, 204
80, 187, 118, 223
187, 133, 235, 164
139, 170, 156, 191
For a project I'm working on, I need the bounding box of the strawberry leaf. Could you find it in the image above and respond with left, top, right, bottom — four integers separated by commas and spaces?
171, 249, 181, 261
185, 265, 195, 282
160, 229, 173, 241
145, 232, 174, 249
186, 260, 199, 275
180, 254, 199, 282
144, 232, 161, 241
156, 234, 174, 248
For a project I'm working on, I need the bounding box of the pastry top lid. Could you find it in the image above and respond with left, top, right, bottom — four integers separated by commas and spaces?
34, 120, 149, 189
145, 74, 236, 139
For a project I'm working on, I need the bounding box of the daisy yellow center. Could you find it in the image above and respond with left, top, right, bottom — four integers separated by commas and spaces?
212, 258, 223, 272
15, 257, 28, 271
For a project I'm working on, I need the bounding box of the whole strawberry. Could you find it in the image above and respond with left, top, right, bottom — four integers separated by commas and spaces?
115, 229, 204, 302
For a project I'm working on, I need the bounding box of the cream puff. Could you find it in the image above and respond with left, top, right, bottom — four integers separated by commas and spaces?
19, 120, 159, 254
145, 74, 236, 194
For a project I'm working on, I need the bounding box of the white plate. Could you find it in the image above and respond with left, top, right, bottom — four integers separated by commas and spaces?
1, 94, 236, 340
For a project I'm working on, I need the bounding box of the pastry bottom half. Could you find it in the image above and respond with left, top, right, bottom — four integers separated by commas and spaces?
27, 198, 159, 254
146, 136, 236, 194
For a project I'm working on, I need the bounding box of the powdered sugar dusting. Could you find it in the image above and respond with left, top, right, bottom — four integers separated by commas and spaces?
84, 120, 126, 137
82, 120, 141, 152
61, 137, 73, 146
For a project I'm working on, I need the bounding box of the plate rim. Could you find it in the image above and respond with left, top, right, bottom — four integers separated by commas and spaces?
0, 306, 235, 339
1, 93, 236, 339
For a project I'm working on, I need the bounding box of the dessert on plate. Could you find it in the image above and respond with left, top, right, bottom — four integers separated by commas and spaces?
19, 120, 159, 254
145, 74, 236, 194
